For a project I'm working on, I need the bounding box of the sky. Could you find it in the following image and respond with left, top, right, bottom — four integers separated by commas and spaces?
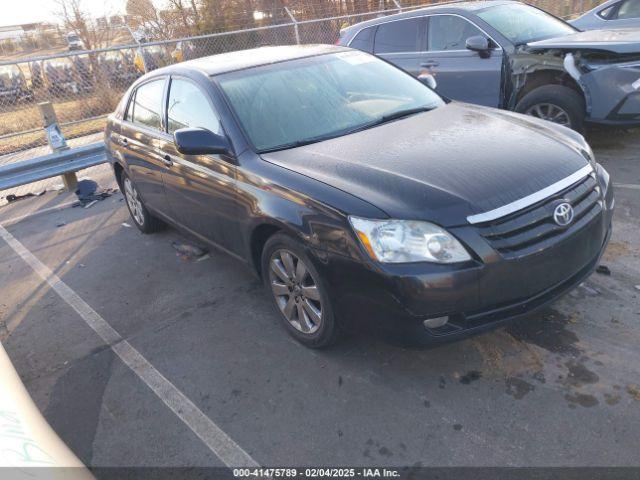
1, 0, 161, 27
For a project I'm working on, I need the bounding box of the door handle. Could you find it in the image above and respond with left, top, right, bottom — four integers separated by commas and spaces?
162, 154, 173, 167
420, 60, 439, 68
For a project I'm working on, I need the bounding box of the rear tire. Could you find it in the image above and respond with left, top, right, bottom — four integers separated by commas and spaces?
121, 172, 164, 234
261, 233, 339, 349
515, 85, 586, 133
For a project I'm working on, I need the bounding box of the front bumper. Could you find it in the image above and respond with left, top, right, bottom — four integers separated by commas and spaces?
313, 188, 614, 345
583, 63, 640, 126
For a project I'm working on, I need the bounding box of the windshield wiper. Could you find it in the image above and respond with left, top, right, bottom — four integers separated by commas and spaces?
341, 105, 435, 136
259, 133, 340, 153
380, 106, 435, 123
260, 106, 434, 153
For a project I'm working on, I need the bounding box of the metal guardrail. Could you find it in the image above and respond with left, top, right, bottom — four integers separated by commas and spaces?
0, 141, 106, 191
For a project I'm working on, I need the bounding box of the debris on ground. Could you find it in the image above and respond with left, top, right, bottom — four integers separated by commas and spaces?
122, 222, 132, 228
75, 179, 97, 199
171, 241, 209, 262
3, 190, 46, 204
72, 179, 118, 207
596, 265, 611, 276
627, 384, 640, 401
579, 283, 600, 297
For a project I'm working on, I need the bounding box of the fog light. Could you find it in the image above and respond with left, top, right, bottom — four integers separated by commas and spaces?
423, 316, 449, 329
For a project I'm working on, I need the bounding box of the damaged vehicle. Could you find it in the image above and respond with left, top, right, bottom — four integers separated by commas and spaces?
338, 0, 640, 131
106, 45, 613, 348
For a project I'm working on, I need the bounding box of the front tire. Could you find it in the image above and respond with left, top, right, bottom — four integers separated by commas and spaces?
261, 233, 339, 348
515, 85, 586, 132
121, 172, 164, 234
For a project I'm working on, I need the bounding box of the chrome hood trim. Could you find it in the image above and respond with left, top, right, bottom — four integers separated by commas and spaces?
467, 164, 594, 225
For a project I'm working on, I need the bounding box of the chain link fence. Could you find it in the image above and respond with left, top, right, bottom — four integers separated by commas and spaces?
0, 0, 599, 167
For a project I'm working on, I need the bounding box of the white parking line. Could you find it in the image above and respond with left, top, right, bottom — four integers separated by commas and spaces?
0, 224, 259, 468
614, 183, 640, 191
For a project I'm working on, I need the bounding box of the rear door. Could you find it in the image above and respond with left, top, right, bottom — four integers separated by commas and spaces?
119, 77, 172, 216
158, 76, 239, 251
372, 17, 425, 77
420, 14, 503, 107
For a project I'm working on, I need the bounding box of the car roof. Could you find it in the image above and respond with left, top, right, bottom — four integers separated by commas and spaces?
341, 0, 515, 33
155, 44, 351, 77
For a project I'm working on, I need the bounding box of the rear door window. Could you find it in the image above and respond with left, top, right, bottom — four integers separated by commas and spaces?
428, 15, 484, 51
374, 18, 421, 54
349, 26, 375, 53
131, 78, 165, 130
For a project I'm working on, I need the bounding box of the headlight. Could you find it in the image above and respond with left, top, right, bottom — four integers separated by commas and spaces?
581, 143, 596, 169
349, 217, 472, 264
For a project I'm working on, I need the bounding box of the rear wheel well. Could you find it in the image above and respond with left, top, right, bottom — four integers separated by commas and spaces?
251, 224, 282, 277
516, 70, 583, 104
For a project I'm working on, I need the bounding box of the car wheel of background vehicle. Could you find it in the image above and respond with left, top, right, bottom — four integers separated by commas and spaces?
262, 233, 339, 349
515, 85, 586, 132
121, 173, 164, 234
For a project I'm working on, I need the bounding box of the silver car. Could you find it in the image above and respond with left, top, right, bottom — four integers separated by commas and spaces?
572, 0, 640, 30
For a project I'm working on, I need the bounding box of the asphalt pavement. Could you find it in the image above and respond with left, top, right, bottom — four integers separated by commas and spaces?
0, 128, 639, 469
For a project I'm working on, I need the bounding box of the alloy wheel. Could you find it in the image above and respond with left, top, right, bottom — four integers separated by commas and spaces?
268, 249, 323, 334
525, 103, 571, 128
124, 177, 145, 226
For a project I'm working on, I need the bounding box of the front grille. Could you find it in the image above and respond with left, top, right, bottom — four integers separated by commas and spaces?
477, 174, 603, 259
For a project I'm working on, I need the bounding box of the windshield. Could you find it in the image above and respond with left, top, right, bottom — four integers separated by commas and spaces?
217, 51, 444, 152
478, 4, 577, 45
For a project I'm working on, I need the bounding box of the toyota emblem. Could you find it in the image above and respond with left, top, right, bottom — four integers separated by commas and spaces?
553, 202, 574, 227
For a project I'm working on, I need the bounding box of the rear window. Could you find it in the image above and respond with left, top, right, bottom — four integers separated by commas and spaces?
374, 18, 421, 54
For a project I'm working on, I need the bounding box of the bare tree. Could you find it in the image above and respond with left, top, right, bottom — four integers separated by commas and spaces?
126, 0, 172, 39
54, 0, 114, 50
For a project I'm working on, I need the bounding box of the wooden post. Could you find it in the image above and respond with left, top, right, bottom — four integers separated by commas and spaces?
38, 102, 77, 192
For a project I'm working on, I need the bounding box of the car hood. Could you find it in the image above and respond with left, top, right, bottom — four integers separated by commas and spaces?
261, 103, 591, 227
527, 28, 640, 54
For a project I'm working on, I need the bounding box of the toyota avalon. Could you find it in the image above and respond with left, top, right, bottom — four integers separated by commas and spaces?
105, 45, 613, 348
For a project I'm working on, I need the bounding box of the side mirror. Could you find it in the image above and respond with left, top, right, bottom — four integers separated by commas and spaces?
173, 127, 233, 156
418, 73, 437, 90
465, 35, 491, 57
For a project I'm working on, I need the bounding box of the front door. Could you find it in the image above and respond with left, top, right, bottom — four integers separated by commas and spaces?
373, 17, 425, 78
420, 15, 503, 108
159, 76, 239, 252
120, 77, 172, 216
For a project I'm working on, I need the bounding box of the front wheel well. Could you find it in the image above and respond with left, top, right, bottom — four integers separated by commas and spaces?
250, 224, 282, 277
516, 69, 584, 104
